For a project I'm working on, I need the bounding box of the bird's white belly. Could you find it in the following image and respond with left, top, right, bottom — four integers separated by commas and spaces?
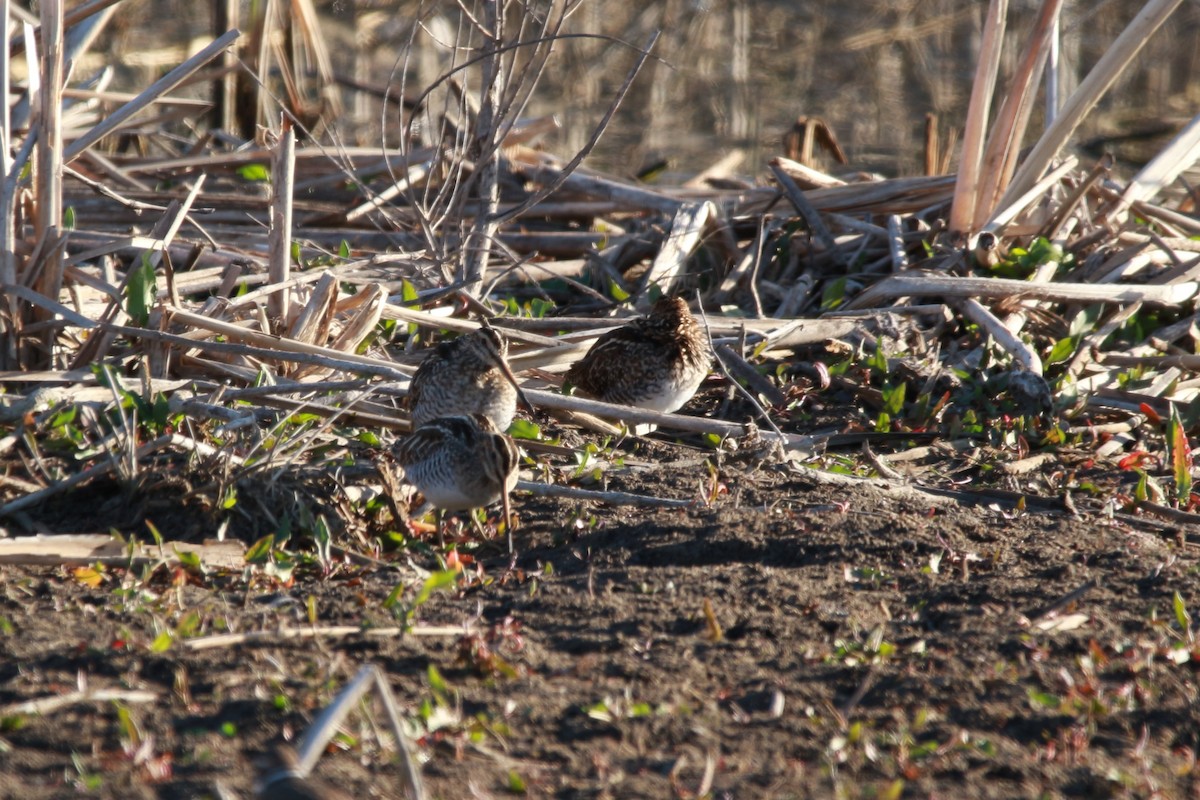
423, 486, 494, 510
641, 373, 706, 413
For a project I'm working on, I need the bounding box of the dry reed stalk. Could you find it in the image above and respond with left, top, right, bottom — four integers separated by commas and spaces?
459, 0, 505, 295
268, 118, 295, 324
637, 200, 717, 304
772, 156, 846, 189
63, 28, 241, 163
0, 0, 15, 370
160, 306, 413, 381
948, 0, 1006, 236
1000, 0, 1184, 208
974, 0, 1064, 229
845, 273, 1196, 310
1114, 113, 1200, 216
287, 272, 338, 349
953, 297, 1043, 376
982, 157, 1077, 233
32, 0, 64, 353
769, 159, 837, 253
0, 533, 246, 569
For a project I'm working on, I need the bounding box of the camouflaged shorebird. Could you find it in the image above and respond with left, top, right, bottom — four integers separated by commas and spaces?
392, 414, 521, 552
565, 296, 710, 413
408, 320, 530, 432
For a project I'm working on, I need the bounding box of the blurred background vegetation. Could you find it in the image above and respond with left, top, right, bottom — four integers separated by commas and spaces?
30, 0, 1200, 178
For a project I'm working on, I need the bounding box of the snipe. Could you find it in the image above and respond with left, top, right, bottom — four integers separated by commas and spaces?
408, 320, 531, 432
392, 414, 521, 552
565, 296, 710, 413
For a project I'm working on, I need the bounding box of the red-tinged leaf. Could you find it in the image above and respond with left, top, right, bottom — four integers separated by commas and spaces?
1169, 403, 1192, 506
444, 550, 466, 573
1140, 403, 1162, 425
1118, 451, 1150, 470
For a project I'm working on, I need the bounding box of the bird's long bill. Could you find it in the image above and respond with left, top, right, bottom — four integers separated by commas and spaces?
496, 356, 535, 416
501, 487, 513, 552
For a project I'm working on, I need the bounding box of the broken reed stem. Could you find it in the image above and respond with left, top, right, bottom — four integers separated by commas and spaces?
1000, 0, 1184, 207
974, 0, 1063, 227
1, 689, 158, 717
0, 0, 12, 370
515, 480, 693, 508
182, 625, 472, 651
953, 297, 1043, 375
62, 28, 241, 163
31, 0, 64, 364
268, 118, 295, 324
768, 158, 837, 252
845, 273, 1195, 310
288, 665, 427, 800
34, 0, 63, 241
949, 0, 1006, 235
460, 2, 503, 296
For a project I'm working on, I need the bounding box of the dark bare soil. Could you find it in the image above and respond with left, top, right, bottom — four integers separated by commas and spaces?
2, 430, 1199, 800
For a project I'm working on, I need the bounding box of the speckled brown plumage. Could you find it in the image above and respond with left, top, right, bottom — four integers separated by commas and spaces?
392, 414, 521, 551
565, 296, 710, 412
408, 322, 529, 431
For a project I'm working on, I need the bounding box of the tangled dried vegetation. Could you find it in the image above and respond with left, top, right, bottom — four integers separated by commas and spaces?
0, 7, 1195, 559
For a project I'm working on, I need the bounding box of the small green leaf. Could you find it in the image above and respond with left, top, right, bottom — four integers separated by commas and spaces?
607, 279, 630, 302
1173, 591, 1191, 634
882, 381, 906, 416
244, 534, 275, 564
63, 206, 76, 230
338, 239, 351, 259
150, 630, 174, 653
145, 520, 163, 548
507, 419, 541, 440
114, 703, 139, 745
1027, 689, 1059, 709
412, 570, 457, 608
126, 252, 157, 326
238, 163, 270, 182
506, 770, 527, 793
427, 664, 449, 695
383, 581, 405, 609
1046, 336, 1077, 365
176, 611, 201, 638
400, 279, 419, 305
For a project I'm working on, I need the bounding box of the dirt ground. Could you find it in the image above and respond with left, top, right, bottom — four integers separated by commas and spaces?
2, 418, 1200, 800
